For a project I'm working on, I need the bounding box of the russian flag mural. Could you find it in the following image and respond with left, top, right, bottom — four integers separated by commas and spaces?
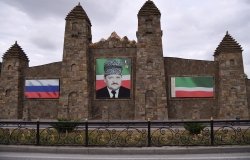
96, 58, 131, 90
171, 76, 214, 98
25, 79, 60, 99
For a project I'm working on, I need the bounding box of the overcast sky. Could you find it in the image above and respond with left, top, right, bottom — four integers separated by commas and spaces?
0, 0, 249, 76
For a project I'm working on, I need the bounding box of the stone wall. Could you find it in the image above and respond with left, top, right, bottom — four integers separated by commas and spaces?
25, 62, 62, 77
215, 52, 249, 119
164, 57, 218, 119
0, 58, 28, 119
1, 2, 249, 121
22, 62, 61, 120
247, 79, 250, 118
23, 100, 59, 120
0, 62, 2, 75
58, 13, 91, 120
135, 3, 168, 120
89, 47, 136, 120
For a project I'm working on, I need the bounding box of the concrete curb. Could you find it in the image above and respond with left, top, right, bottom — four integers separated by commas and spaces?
0, 145, 250, 155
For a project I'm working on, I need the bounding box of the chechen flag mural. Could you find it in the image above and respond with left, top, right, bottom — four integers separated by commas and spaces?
25, 79, 59, 99
96, 58, 131, 90
171, 76, 214, 98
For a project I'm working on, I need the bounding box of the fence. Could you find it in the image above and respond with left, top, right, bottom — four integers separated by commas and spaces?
0, 120, 249, 147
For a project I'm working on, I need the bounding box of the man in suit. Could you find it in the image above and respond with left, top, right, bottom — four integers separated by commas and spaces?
96, 59, 130, 99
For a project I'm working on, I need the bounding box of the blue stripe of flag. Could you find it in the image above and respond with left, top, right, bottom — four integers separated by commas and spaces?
25, 86, 59, 92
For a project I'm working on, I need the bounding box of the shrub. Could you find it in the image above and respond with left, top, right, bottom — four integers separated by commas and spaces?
51, 118, 79, 133
184, 122, 205, 135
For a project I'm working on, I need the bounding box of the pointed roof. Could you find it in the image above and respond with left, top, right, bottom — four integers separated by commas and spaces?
138, 0, 161, 16
214, 31, 243, 56
108, 32, 121, 40
90, 32, 136, 48
66, 3, 91, 25
3, 41, 29, 62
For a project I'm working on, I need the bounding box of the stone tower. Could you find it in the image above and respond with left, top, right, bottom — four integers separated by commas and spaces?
59, 3, 92, 120
214, 32, 249, 119
0, 42, 29, 119
135, 0, 168, 120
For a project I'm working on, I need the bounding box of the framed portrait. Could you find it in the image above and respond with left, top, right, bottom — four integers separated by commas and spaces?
96, 58, 131, 99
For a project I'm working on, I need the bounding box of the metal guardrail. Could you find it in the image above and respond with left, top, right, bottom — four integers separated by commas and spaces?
0, 120, 249, 147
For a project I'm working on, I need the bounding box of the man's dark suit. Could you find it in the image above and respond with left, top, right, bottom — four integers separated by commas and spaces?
96, 86, 130, 99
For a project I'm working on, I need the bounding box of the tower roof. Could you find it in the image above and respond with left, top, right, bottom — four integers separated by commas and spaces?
66, 3, 91, 25
214, 32, 243, 56
138, 0, 161, 16
90, 32, 136, 49
3, 41, 29, 62
108, 32, 121, 40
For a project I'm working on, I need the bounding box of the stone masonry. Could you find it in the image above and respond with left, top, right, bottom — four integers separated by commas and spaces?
214, 33, 249, 119
58, 4, 92, 120
135, 1, 168, 120
0, 42, 28, 119
0, 1, 249, 120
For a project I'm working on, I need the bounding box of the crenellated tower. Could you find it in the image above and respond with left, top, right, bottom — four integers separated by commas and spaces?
135, 0, 168, 120
214, 32, 249, 119
0, 42, 29, 119
59, 3, 92, 120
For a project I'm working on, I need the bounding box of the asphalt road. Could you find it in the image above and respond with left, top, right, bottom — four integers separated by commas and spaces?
0, 152, 250, 160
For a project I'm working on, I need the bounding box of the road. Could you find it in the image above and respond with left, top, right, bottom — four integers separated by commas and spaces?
0, 152, 250, 160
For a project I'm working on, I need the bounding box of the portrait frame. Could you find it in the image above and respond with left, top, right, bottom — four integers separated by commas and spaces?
95, 58, 131, 99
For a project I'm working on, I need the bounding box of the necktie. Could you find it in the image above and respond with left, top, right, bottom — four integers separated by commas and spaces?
111, 90, 116, 98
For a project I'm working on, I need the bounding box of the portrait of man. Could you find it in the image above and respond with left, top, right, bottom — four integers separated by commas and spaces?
96, 58, 131, 99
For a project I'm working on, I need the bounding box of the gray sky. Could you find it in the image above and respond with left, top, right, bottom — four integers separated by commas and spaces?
0, 0, 250, 76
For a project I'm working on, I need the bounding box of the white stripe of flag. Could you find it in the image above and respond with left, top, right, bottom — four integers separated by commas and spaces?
25, 79, 59, 86
171, 77, 176, 97
96, 75, 130, 80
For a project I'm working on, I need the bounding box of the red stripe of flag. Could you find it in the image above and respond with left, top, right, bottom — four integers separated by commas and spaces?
121, 80, 130, 89
176, 91, 213, 97
25, 92, 59, 98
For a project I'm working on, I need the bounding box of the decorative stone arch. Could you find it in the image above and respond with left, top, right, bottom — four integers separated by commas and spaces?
230, 59, 235, 66
72, 22, 78, 31
68, 92, 78, 119
5, 89, 11, 97
7, 65, 13, 70
71, 64, 76, 71
145, 18, 153, 34
145, 90, 157, 119
68, 92, 78, 106
71, 21, 79, 38
230, 87, 237, 98
70, 64, 78, 78
146, 58, 153, 70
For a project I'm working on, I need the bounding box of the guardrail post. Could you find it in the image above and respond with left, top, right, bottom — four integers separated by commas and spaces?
36, 120, 40, 145
85, 119, 88, 147
147, 118, 151, 147
210, 117, 214, 146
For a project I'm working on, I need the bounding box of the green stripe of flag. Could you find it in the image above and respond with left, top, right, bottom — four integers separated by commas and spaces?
96, 58, 131, 75
175, 77, 213, 88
